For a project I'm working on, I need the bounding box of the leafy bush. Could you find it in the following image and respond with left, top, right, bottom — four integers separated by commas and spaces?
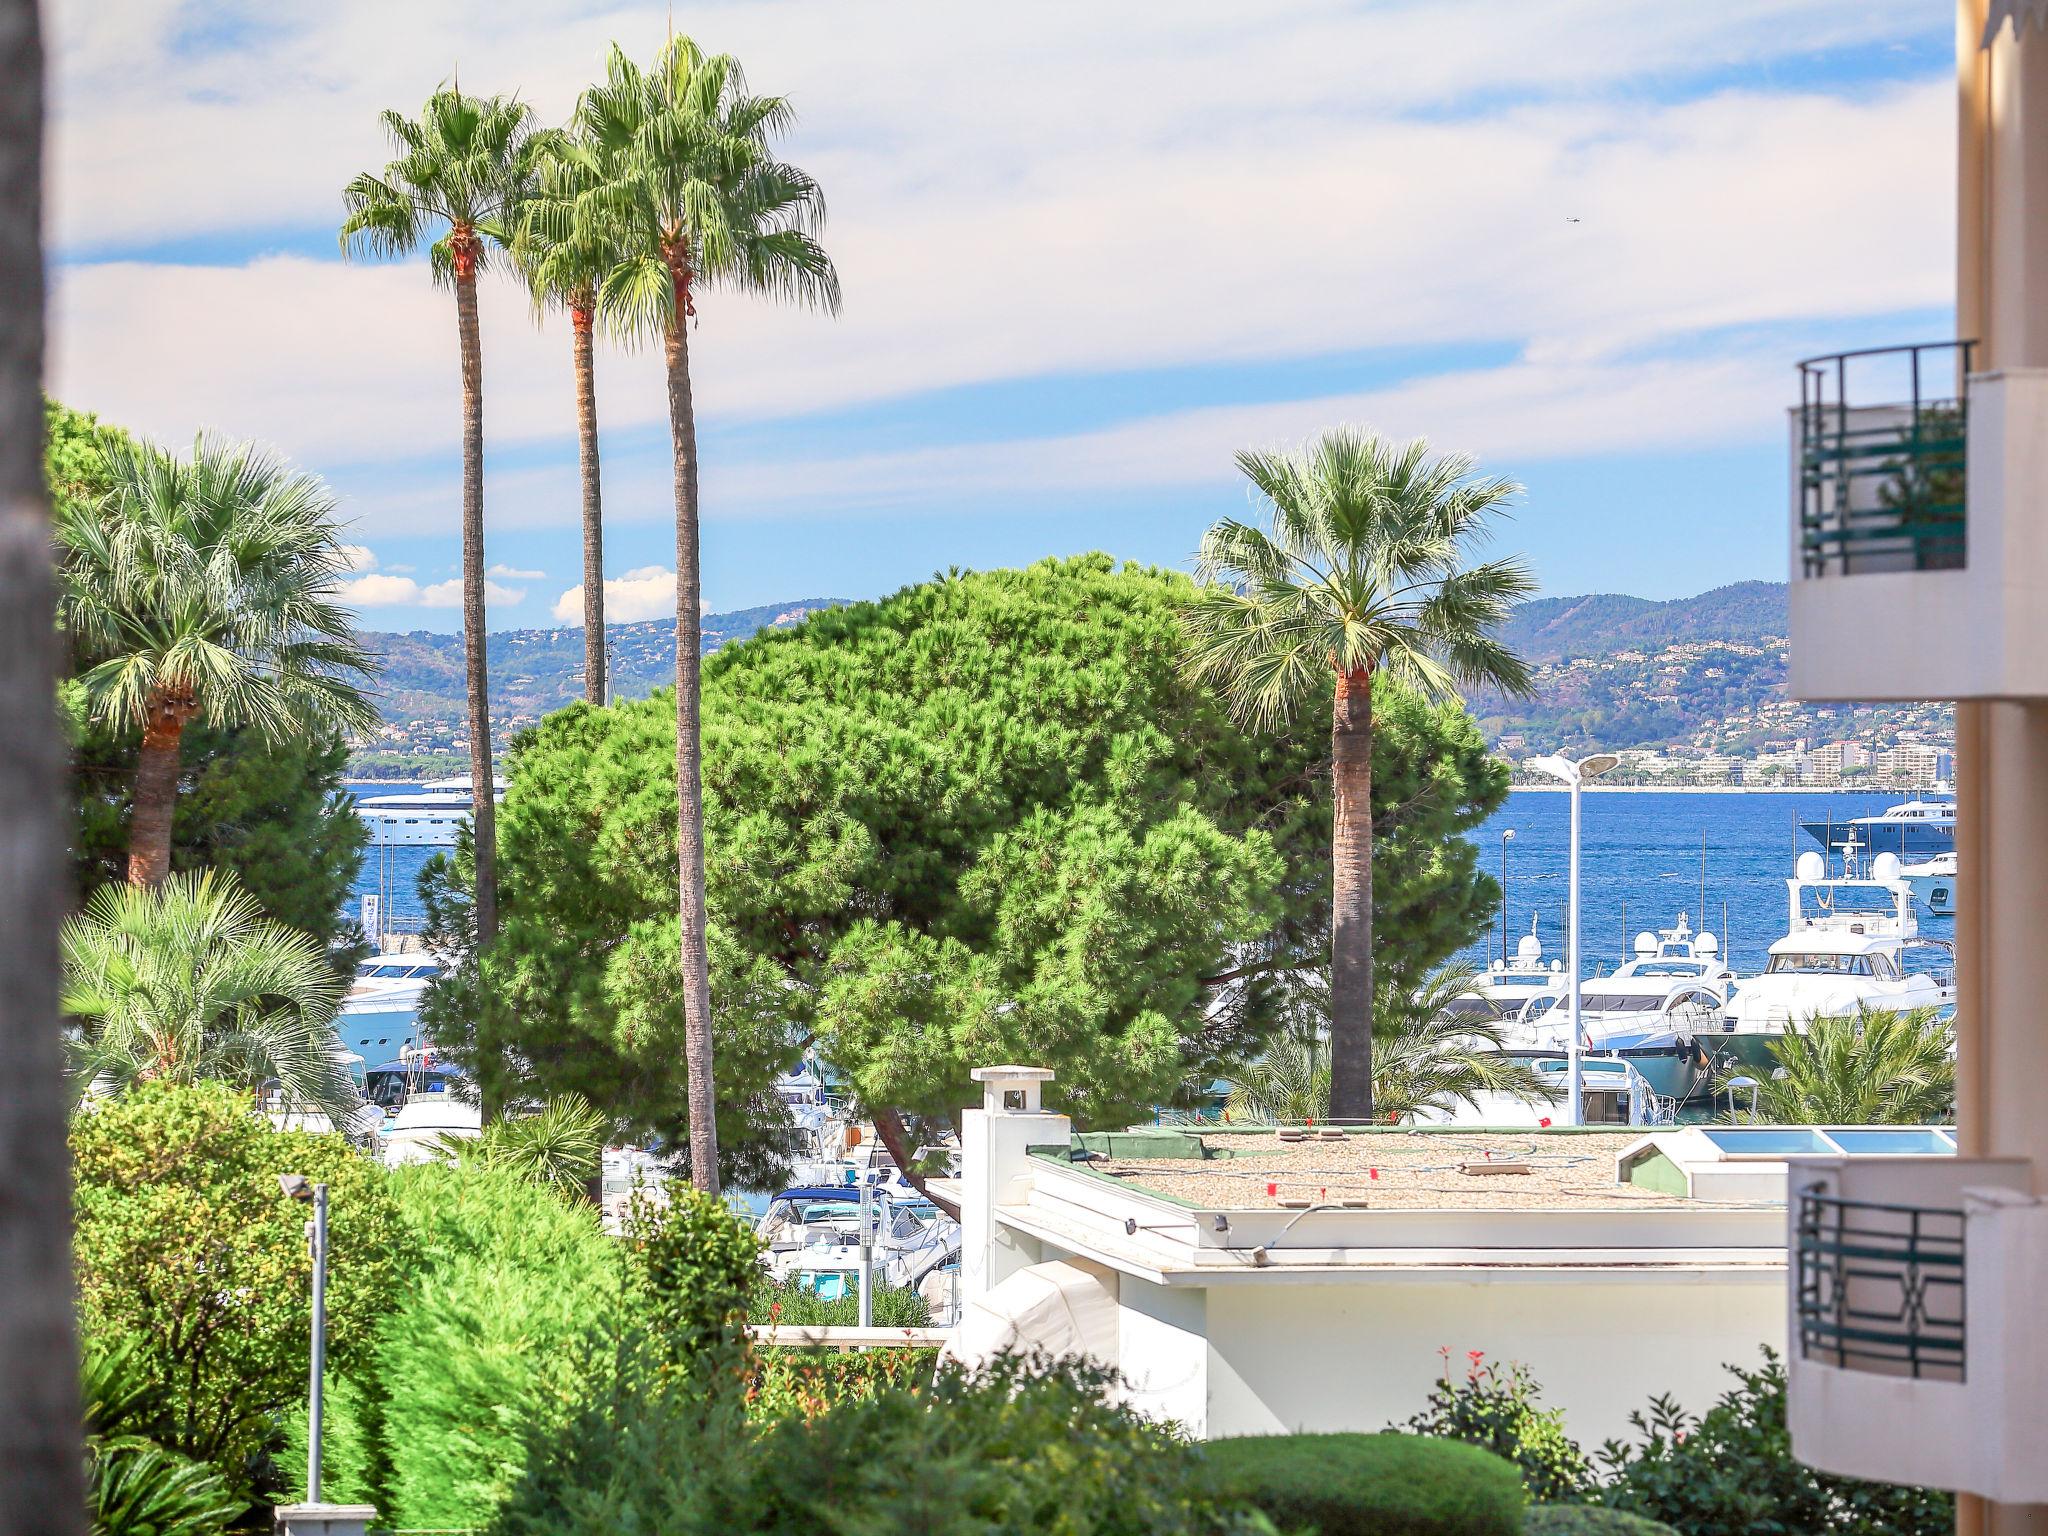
1526, 1508, 1676, 1536
284, 1161, 623, 1529
749, 1347, 939, 1422
750, 1273, 931, 1328
626, 1186, 762, 1393
1200, 1432, 1526, 1536
71, 1081, 408, 1498
492, 1346, 1253, 1536
1403, 1349, 1591, 1501
1594, 1351, 1951, 1536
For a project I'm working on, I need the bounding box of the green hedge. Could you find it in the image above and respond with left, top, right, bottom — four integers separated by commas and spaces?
1527, 1508, 1678, 1536
1201, 1431, 1525, 1536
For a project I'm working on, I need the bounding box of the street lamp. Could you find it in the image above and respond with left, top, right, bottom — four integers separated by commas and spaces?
1498, 829, 1516, 966
1524, 753, 1619, 1125
279, 1173, 329, 1504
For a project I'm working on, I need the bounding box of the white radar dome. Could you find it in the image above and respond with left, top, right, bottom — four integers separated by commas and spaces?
1697, 932, 1719, 955
1796, 851, 1826, 883
1516, 933, 1543, 962
1872, 852, 1903, 884
1634, 931, 1657, 955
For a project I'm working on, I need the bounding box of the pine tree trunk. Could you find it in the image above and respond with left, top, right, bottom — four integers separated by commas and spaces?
872, 1105, 959, 1220
0, 0, 86, 1520
572, 302, 605, 706
1327, 665, 1375, 1121
125, 692, 190, 885
664, 306, 719, 1195
454, 262, 498, 954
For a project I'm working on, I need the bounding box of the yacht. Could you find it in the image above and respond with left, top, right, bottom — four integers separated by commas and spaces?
1800, 798, 1954, 859
336, 951, 444, 1075
1712, 843, 1956, 1077
365, 1047, 480, 1166
756, 1182, 962, 1299
1499, 913, 1734, 1105
354, 777, 508, 847
1451, 919, 1568, 1027
1900, 851, 1958, 916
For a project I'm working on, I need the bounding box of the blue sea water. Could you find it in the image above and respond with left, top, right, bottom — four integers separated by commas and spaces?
346, 784, 1947, 978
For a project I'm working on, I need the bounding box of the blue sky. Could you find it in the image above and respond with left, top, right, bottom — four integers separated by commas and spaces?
45, 1, 1955, 630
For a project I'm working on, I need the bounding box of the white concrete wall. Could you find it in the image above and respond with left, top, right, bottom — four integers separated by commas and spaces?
1198, 1273, 1784, 1449
1113, 1275, 1210, 1437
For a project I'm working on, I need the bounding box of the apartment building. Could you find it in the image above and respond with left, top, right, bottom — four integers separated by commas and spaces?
1782, 2, 2048, 1525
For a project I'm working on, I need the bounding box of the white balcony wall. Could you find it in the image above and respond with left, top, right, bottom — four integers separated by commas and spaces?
1784, 1156, 2046, 1501
1788, 368, 2048, 701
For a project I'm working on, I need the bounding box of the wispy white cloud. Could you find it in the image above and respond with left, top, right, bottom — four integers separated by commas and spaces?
553, 565, 679, 625
338, 571, 526, 609
488, 563, 547, 580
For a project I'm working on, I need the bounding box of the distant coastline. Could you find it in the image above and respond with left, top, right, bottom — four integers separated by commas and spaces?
1507, 782, 1943, 795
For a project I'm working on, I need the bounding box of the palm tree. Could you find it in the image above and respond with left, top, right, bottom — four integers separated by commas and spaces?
519, 130, 622, 704
431, 1092, 606, 1192
1223, 964, 1549, 1124
1724, 1007, 1955, 1125
61, 870, 362, 1128
56, 436, 376, 886
570, 37, 839, 1192
340, 86, 543, 953
1183, 430, 1534, 1122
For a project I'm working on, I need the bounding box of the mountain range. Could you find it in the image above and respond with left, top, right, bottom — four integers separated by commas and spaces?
349, 579, 1940, 769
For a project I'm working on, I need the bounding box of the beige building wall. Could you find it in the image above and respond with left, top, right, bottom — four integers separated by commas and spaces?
1955, 2, 2048, 1532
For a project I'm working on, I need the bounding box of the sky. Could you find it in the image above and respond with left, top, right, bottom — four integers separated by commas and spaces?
45, 1, 1957, 632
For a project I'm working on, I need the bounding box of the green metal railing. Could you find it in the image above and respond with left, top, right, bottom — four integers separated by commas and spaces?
1795, 1183, 1965, 1380
1797, 341, 1974, 577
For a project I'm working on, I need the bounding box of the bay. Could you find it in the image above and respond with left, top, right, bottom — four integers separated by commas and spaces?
345, 783, 1950, 977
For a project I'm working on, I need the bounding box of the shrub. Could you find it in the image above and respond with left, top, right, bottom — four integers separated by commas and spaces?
749, 1346, 940, 1422
1404, 1350, 1591, 1501
492, 1346, 1252, 1536
1594, 1351, 1951, 1536
83, 1341, 243, 1536
1200, 1432, 1526, 1536
283, 1161, 623, 1529
1526, 1508, 1676, 1536
71, 1081, 408, 1498
627, 1186, 762, 1380
750, 1273, 931, 1328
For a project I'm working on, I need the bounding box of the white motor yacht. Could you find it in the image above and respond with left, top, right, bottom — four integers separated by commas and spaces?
1712, 843, 1956, 1077
1486, 913, 1731, 1107
1900, 851, 1959, 916
365, 1047, 480, 1167
354, 777, 508, 847
337, 951, 444, 1074
1452, 919, 1568, 1028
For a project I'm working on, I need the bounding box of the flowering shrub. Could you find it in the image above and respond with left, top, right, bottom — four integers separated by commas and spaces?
749, 1346, 940, 1423
1402, 1349, 1591, 1502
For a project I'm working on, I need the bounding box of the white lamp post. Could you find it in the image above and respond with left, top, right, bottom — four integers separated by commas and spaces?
1524, 752, 1619, 1125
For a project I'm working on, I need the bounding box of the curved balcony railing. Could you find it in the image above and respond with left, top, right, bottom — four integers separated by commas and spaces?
1795, 1182, 1966, 1381
1796, 341, 1974, 577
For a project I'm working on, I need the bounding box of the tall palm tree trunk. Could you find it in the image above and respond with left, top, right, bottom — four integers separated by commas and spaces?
571, 299, 606, 706
1328, 665, 1374, 1121
0, 0, 86, 1520
453, 257, 498, 955
663, 283, 719, 1195
125, 691, 191, 885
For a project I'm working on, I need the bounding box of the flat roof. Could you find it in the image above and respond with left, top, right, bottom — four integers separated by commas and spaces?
1074, 1129, 1692, 1212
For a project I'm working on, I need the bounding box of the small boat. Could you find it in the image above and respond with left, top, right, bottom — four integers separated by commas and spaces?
354, 777, 508, 847
1900, 851, 1958, 915
1711, 841, 1956, 1078
758, 1182, 962, 1299
1800, 798, 1954, 859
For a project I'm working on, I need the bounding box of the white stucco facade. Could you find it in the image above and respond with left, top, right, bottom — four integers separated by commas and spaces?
943, 1069, 1787, 1451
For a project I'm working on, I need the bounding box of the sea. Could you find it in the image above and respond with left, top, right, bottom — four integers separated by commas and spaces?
345, 784, 1950, 978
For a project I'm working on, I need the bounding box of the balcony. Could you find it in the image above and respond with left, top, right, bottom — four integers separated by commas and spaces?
1787, 344, 2048, 700
1797, 342, 1970, 577
1783, 1155, 2045, 1502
